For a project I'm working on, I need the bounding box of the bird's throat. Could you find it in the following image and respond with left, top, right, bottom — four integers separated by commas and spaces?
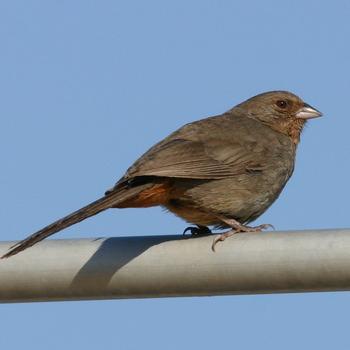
270, 118, 307, 145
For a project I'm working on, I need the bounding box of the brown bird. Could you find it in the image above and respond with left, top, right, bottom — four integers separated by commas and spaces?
2, 91, 322, 258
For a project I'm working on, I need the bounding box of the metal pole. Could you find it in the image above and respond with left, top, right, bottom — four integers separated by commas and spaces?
0, 229, 350, 303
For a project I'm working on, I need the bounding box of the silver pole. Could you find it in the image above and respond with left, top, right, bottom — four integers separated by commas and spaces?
0, 229, 350, 303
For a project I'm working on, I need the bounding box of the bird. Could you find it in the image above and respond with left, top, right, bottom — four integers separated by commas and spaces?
1, 90, 322, 258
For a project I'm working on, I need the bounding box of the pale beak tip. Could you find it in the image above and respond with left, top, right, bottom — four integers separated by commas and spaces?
296, 103, 322, 119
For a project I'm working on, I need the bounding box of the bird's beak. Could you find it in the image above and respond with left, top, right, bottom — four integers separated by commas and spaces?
295, 103, 322, 119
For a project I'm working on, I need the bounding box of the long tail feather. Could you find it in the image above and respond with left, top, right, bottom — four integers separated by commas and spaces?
1, 184, 150, 259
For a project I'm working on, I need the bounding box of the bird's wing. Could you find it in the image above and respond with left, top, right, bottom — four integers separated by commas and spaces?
117, 115, 268, 183
122, 138, 262, 180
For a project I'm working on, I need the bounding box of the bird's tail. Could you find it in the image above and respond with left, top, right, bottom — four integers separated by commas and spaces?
1, 184, 150, 259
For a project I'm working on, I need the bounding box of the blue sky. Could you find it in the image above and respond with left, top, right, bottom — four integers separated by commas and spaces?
1, 1, 350, 349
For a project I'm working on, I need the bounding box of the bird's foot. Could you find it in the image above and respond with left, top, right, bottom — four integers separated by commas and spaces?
211, 218, 274, 251
183, 225, 212, 237
221, 217, 274, 233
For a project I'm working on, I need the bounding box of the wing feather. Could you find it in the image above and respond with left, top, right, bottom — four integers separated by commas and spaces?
114, 115, 270, 186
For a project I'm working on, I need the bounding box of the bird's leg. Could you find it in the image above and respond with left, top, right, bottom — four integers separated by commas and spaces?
211, 217, 274, 251
183, 225, 212, 237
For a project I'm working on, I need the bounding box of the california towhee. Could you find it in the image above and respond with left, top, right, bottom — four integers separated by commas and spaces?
2, 91, 322, 258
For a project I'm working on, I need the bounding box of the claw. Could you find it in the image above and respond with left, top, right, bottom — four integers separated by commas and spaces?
211, 230, 237, 252
183, 225, 212, 237
256, 223, 275, 231
183, 227, 194, 236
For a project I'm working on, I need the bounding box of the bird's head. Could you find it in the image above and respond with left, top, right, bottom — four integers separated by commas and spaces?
234, 91, 322, 144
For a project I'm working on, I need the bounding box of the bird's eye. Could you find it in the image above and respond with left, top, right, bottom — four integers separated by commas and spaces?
276, 100, 288, 109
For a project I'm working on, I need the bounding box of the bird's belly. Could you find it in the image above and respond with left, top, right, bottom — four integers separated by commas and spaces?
164, 169, 292, 226
163, 201, 223, 226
